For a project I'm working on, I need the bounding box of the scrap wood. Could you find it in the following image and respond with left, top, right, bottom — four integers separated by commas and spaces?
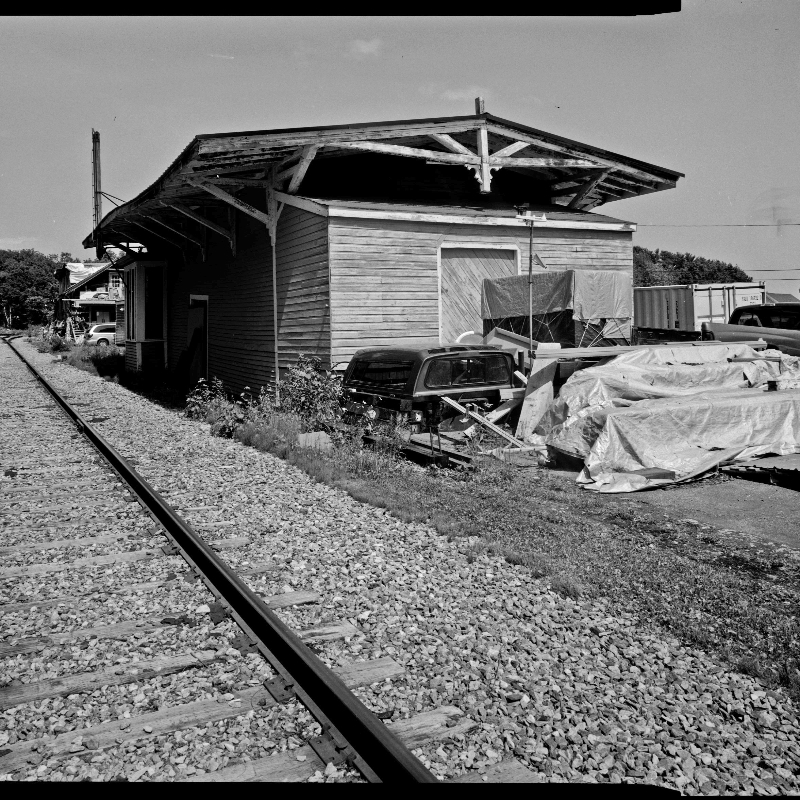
441, 397, 525, 448
515, 359, 558, 442
463, 395, 523, 438
530, 340, 768, 360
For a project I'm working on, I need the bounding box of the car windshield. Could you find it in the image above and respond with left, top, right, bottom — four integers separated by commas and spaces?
736, 309, 800, 329
425, 355, 510, 389
348, 360, 415, 391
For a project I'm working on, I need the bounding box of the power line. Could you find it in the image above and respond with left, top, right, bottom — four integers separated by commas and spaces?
638, 223, 800, 228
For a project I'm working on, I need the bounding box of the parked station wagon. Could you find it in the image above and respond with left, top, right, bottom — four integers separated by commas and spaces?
341, 345, 519, 433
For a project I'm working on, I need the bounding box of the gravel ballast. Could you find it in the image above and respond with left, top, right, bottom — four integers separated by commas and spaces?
2, 340, 799, 790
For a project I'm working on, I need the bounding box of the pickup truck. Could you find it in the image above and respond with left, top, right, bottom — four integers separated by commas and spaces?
702, 303, 800, 356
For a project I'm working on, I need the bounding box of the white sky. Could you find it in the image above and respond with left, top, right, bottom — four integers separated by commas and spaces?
1, 8, 798, 293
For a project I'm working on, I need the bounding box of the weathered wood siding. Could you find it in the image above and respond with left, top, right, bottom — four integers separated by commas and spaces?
274, 205, 331, 372
328, 216, 632, 366
165, 204, 329, 394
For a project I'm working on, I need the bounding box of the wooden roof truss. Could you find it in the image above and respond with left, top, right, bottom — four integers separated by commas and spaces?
84, 113, 681, 255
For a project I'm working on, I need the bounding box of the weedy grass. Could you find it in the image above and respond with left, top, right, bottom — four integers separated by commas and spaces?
180, 367, 800, 702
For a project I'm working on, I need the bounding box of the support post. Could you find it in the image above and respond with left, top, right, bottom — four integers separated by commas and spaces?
92, 129, 103, 260
528, 219, 534, 355
266, 186, 284, 403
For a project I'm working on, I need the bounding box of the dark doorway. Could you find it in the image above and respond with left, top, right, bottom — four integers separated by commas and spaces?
187, 297, 208, 387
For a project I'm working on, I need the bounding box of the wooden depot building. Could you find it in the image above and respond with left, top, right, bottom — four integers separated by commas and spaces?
82, 103, 682, 392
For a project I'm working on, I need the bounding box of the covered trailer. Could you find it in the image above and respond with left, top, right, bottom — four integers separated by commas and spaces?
634, 282, 765, 343
481, 269, 633, 348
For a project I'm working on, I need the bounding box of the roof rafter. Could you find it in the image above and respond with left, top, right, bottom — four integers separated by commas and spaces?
161, 201, 232, 242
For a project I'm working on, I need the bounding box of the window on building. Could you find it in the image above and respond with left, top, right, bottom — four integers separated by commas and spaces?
109, 272, 122, 290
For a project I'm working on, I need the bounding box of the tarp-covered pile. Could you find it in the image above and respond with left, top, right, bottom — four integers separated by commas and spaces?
525, 343, 800, 492
481, 269, 633, 341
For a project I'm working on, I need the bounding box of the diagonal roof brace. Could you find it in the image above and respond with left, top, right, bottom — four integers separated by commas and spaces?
186, 179, 271, 226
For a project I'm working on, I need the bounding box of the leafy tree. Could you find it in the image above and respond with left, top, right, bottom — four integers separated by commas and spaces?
634, 245, 753, 287
0, 249, 60, 328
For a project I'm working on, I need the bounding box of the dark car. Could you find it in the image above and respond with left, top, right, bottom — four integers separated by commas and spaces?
341, 344, 519, 433
729, 304, 800, 329
702, 303, 800, 356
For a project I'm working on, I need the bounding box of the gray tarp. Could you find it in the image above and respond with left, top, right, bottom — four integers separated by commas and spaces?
481, 269, 633, 321
527, 343, 800, 492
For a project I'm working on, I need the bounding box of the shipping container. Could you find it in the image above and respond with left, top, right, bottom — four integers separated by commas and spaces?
634, 283, 765, 340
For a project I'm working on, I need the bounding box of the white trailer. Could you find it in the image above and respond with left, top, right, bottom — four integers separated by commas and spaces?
634, 282, 765, 341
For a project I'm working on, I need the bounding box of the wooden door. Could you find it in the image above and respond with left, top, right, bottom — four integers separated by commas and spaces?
440, 248, 517, 343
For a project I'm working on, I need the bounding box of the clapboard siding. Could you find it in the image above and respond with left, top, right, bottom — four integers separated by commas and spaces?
274, 205, 330, 376
328, 217, 632, 366
165, 205, 329, 394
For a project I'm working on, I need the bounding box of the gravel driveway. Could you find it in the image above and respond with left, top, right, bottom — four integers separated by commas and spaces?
6, 340, 800, 792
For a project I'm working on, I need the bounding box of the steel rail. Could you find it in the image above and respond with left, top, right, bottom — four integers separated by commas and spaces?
3, 337, 437, 784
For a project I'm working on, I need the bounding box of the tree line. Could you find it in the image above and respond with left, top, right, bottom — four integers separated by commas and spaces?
634, 245, 752, 287
0, 250, 62, 329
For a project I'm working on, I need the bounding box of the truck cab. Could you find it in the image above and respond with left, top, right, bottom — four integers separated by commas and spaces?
702, 303, 800, 356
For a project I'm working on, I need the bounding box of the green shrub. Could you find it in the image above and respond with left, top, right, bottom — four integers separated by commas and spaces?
185, 377, 244, 438
279, 354, 343, 431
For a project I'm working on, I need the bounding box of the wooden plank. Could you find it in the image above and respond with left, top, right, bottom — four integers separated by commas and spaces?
531, 340, 768, 359
441, 397, 524, 449
0, 537, 250, 580
0, 585, 317, 619
0, 496, 125, 516
450, 759, 538, 783
0, 651, 219, 711
297, 621, 357, 643
184, 705, 476, 783
515, 360, 558, 441
0, 532, 137, 556
0, 658, 404, 773
1, 479, 99, 495
0, 606, 345, 658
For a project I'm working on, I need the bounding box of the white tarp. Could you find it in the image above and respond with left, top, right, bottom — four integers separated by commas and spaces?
527, 343, 800, 492
481, 269, 633, 321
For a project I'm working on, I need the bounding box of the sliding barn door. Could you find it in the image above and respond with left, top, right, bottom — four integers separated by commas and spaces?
440, 248, 517, 343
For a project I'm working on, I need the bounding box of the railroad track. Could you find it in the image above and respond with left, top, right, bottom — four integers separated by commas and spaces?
0, 338, 535, 783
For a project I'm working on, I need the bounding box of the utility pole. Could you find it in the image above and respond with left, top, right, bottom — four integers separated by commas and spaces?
514, 205, 548, 356
92, 130, 102, 259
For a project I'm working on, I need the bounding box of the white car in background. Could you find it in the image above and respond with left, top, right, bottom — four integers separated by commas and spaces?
83, 323, 116, 347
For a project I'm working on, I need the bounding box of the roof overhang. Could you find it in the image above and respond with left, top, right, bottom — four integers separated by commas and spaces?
83, 111, 680, 253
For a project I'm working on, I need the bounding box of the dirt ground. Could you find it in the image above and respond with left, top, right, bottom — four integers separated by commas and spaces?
618, 475, 800, 552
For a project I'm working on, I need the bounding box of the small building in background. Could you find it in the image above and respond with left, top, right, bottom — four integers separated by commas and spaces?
55, 262, 125, 326
83, 107, 682, 391
766, 291, 800, 304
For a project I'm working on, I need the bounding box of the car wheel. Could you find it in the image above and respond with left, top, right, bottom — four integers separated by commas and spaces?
97, 339, 109, 347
